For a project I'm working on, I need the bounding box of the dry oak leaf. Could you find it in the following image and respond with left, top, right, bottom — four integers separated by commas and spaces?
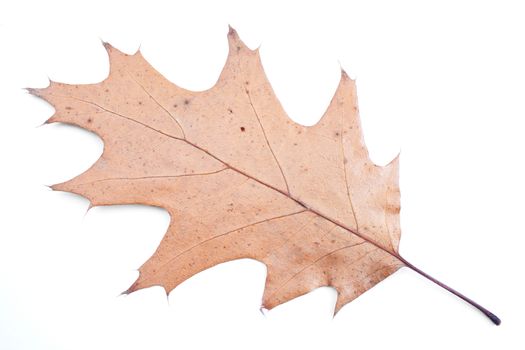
30, 27, 499, 323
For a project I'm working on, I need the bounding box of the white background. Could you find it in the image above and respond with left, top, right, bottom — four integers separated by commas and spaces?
1, 0, 524, 349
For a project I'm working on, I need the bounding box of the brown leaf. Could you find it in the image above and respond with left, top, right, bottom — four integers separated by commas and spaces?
31, 27, 500, 322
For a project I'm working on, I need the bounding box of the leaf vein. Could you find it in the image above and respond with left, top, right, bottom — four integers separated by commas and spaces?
341, 109, 359, 231
126, 72, 186, 139
268, 241, 370, 299
137, 209, 308, 286
77, 168, 229, 186
246, 90, 290, 194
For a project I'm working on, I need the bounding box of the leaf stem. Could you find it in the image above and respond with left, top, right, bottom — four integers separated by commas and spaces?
395, 255, 501, 325
87, 107, 500, 324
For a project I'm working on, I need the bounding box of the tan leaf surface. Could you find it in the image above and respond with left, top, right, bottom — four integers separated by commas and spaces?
31, 27, 405, 314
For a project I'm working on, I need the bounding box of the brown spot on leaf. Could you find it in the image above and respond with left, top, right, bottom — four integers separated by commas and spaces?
386, 204, 401, 214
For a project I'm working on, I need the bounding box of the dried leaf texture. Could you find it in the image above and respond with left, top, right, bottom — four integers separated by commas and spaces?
31, 28, 404, 314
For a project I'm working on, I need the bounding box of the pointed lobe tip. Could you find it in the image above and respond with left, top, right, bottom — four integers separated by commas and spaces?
122, 276, 143, 296
25, 87, 38, 95
102, 41, 112, 52
228, 25, 237, 37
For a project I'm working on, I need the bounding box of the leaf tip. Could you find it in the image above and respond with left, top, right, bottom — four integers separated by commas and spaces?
25, 79, 55, 98
49, 183, 62, 192
39, 114, 58, 126
101, 40, 124, 59
46, 117, 56, 125
384, 151, 401, 172
85, 202, 94, 215
120, 280, 138, 296
25, 87, 40, 96
227, 24, 238, 38
259, 306, 268, 317
336, 59, 354, 80
340, 68, 349, 80
36, 120, 48, 128
226, 24, 253, 54
101, 39, 112, 52
134, 43, 142, 56
50, 181, 77, 193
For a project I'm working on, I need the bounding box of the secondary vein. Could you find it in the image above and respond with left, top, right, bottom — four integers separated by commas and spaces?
246, 90, 290, 194
126, 72, 187, 139
136, 209, 308, 286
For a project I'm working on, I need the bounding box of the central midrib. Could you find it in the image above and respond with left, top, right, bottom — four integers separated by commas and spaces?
174, 133, 402, 264
52, 91, 402, 264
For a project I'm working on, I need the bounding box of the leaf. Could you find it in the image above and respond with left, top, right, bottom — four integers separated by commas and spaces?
30, 27, 500, 323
